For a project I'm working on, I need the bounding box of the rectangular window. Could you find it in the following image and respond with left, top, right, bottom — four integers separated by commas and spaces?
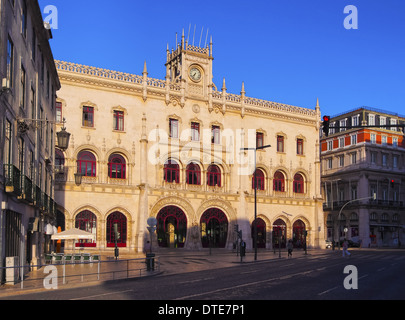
339, 137, 345, 148
351, 186, 358, 200
7, 36, 14, 88
380, 116, 386, 127
212, 126, 220, 144
56, 102, 62, 123
393, 155, 398, 169
351, 134, 357, 145
4, 120, 12, 165
32, 29, 36, 61
296, 138, 303, 155
169, 119, 178, 138
21, 0, 27, 38
370, 133, 376, 144
370, 152, 377, 164
339, 155, 344, 167
340, 119, 347, 132
390, 119, 397, 131
82, 106, 94, 127
113, 110, 124, 131
327, 140, 333, 151
381, 135, 387, 146
191, 122, 200, 141
352, 115, 359, 127
393, 137, 398, 148
31, 87, 36, 119
351, 152, 357, 164
20, 65, 26, 109
277, 135, 284, 152
327, 158, 332, 169
382, 154, 387, 167
368, 114, 375, 126
256, 132, 264, 148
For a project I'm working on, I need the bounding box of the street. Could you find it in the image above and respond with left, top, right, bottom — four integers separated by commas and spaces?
1, 249, 404, 302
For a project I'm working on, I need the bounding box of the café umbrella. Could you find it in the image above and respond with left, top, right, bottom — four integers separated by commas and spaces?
51, 228, 96, 251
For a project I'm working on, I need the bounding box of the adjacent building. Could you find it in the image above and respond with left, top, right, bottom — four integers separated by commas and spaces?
54, 32, 325, 255
321, 107, 405, 247
0, 0, 61, 276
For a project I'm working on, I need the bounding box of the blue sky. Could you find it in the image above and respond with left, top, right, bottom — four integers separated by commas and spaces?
39, 0, 405, 117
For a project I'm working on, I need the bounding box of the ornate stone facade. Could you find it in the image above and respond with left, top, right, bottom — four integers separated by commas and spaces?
54, 33, 325, 254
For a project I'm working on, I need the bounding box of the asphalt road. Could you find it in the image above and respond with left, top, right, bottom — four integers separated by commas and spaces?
2, 249, 404, 302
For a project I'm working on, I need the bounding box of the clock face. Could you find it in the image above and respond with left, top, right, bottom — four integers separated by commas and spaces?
189, 67, 201, 81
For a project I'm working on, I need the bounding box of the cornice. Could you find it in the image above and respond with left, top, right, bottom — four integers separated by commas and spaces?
56, 60, 318, 125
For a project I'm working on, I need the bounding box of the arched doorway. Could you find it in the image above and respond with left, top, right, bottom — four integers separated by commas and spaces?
75, 210, 97, 247
251, 218, 266, 248
106, 212, 127, 247
292, 220, 306, 248
200, 208, 228, 248
156, 206, 187, 248
272, 219, 286, 248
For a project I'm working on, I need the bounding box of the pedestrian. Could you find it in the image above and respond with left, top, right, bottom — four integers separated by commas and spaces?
342, 239, 351, 258
287, 240, 293, 258
144, 240, 151, 255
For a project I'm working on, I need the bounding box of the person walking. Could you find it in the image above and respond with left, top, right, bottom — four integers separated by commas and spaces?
287, 240, 293, 258
342, 239, 351, 258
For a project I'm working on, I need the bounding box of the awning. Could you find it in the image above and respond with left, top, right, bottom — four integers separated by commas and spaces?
51, 228, 96, 241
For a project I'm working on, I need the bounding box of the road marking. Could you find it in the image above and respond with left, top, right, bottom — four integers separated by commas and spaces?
318, 286, 338, 296
70, 289, 133, 300
377, 267, 386, 272
179, 277, 214, 284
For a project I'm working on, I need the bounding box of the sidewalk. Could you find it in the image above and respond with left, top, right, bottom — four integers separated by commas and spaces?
0, 248, 328, 298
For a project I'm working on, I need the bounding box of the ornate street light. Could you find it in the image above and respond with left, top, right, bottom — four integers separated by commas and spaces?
74, 172, 83, 186
56, 119, 71, 151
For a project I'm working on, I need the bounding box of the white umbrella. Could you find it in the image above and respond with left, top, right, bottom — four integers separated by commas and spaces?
51, 228, 96, 241
51, 228, 96, 252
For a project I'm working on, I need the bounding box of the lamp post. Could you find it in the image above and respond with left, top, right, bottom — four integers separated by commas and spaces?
241, 144, 271, 261
337, 193, 376, 251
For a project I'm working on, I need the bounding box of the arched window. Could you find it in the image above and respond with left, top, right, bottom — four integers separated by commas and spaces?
186, 162, 201, 185
75, 210, 97, 247
106, 211, 127, 247
273, 171, 285, 192
164, 159, 180, 183
207, 165, 221, 187
77, 151, 96, 177
252, 169, 265, 190
293, 173, 304, 193
108, 154, 126, 179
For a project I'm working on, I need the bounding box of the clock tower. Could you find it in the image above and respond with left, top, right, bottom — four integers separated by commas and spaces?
165, 30, 214, 103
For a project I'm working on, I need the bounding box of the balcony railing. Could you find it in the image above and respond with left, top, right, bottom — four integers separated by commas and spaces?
34, 185, 42, 209
20, 175, 34, 204
3, 164, 21, 196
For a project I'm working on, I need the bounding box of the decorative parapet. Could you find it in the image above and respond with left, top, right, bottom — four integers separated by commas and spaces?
55, 60, 317, 118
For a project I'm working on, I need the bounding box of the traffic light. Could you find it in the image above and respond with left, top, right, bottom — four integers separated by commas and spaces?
391, 179, 395, 188
322, 116, 330, 137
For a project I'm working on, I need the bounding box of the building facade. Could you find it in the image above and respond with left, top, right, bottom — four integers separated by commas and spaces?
0, 0, 60, 275
321, 108, 405, 247
54, 32, 325, 255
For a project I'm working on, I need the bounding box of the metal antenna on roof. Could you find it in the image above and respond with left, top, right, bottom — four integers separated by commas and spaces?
199, 26, 204, 47
204, 28, 209, 47
192, 24, 196, 46
187, 23, 191, 45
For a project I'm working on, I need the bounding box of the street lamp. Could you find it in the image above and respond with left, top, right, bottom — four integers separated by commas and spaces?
241, 144, 271, 261
56, 119, 71, 151
337, 193, 376, 251
74, 172, 83, 186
